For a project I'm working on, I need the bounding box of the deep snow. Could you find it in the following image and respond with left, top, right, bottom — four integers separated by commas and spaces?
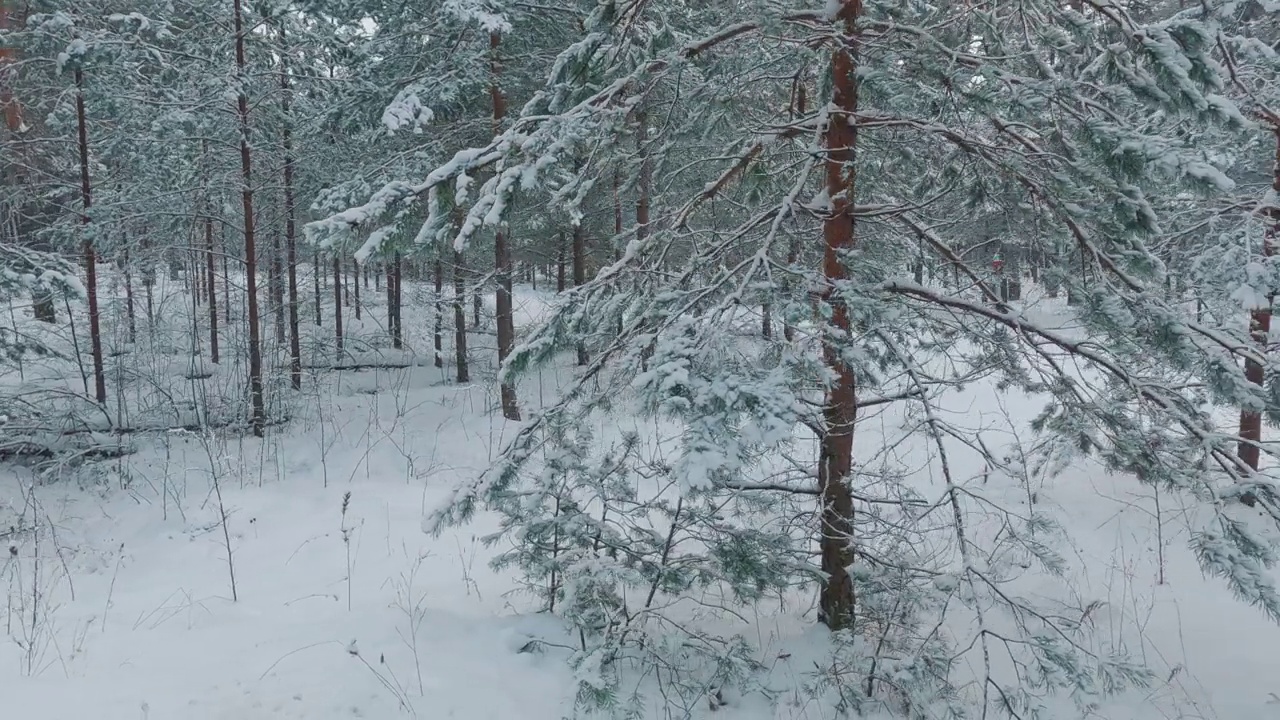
3, 279, 1280, 719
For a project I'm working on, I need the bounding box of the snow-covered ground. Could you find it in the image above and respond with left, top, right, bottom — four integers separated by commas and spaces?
3, 278, 1280, 719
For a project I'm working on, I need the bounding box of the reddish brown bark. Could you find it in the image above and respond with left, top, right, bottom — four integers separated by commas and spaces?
0, 1, 22, 133
491, 31, 520, 420
1239, 130, 1280, 471
74, 67, 106, 405
234, 0, 266, 436
816, 0, 861, 631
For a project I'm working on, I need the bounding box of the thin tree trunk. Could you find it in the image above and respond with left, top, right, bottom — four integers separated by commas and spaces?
816, 0, 861, 631
206, 207, 219, 363
385, 262, 395, 337
784, 233, 798, 342
453, 249, 469, 383
198, 135, 218, 363
342, 258, 351, 305
556, 232, 566, 293
281, 31, 301, 390
314, 253, 322, 326
612, 169, 624, 337
74, 66, 106, 405
272, 231, 285, 345
234, 0, 265, 437
194, 254, 204, 305
1239, 129, 1280, 471
635, 104, 656, 371
352, 259, 362, 321
392, 251, 403, 349
434, 257, 444, 368
141, 233, 154, 325
222, 230, 231, 325
573, 221, 588, 367
122, 247, 137, 344
333, 256, 344, 359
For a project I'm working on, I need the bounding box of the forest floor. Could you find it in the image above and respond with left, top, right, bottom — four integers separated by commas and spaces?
2, 275, 1279, 719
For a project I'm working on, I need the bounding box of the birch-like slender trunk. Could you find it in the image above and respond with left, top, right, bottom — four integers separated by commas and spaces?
73, 66, 106, 405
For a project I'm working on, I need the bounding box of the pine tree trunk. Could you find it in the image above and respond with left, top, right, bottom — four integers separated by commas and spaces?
385, 262, 395, 337
636, 105, 655, 371
342, 258, 351, 306
352, 259, 362, 321
222, 231, 231, 325
491, 31, 520, 420
74, 67, 106, 406
556, 232, 566, 293
434, 257, 444, 368
573, 222, 588, 366
816, 0, 861, 631
205, 208, 219, 364
122, 247, 137, 344
272, 232, 286, 345
333, 255, 344, 360
281, 35, 301, 390
234, 0, 265, 437
1239, 130, 1280, 471
612, 169, 624, 338
136, 232, 152, 325
392, 251, 403, 349
314, 253, 323, 327
194, 254, 204, 305
454, 249, 469, 383
784, 233, 798, 342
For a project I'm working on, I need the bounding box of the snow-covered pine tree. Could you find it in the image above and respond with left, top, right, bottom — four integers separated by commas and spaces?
308, 0, 1280, 716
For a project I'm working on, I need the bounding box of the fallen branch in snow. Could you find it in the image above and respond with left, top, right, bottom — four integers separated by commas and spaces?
1, 416, 290, 437
303, 362, 424, 372
0, 440, 133, 461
